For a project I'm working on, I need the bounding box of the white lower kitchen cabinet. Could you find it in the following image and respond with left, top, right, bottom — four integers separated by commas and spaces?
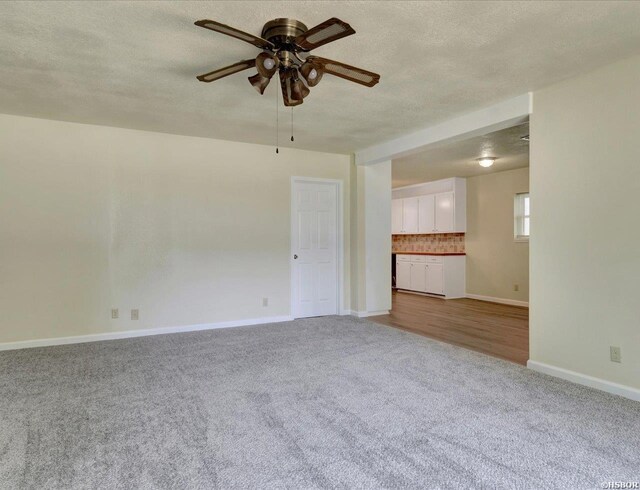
409, 257, 427, 292
396, 260, 411, 290
395, 254, 465, 298
426, 262, 444, 295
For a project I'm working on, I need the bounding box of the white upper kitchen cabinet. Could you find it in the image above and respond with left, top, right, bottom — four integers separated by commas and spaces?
402, 197, 419, 233
435, 192, 455, 232
391, 199, 403, 234
392, 177, 466, 235
418, 195, 435, 233
391, 197, 419, 234
418, 191, 454, 233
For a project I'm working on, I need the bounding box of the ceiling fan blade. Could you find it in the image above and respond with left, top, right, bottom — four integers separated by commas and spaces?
294, 18, 355, 51
195, 19, 274, 50
279, 71, 303, 107
306, 56, 380, 87
196, 59, 256, 83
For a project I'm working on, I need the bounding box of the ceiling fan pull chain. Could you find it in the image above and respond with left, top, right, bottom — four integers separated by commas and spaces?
291, 108, 294, 142
276, 81, 279, 154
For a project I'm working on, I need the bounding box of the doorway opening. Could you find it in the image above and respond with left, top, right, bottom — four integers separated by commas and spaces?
372, 121, 530, 364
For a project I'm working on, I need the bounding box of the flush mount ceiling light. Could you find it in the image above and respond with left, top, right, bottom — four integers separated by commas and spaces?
194, 17, 381, 106
477, 157, 496, 168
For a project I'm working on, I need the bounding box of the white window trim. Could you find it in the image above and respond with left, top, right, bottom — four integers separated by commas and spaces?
514, 192, 530, 242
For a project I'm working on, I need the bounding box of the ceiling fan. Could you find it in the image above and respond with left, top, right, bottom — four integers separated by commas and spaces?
194, 17, 380, 106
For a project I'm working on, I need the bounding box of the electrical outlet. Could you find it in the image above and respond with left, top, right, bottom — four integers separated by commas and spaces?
610, 346, 621, 363
262, 297, 269, 307
111, 308, 119, 319
131, 309, 139, 321
513, 284, 519, 292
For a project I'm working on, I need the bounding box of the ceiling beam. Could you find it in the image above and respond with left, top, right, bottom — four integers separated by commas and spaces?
355, 93, 532, 166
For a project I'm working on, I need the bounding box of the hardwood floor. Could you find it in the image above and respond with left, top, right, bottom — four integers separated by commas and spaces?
370, 291, 529, 365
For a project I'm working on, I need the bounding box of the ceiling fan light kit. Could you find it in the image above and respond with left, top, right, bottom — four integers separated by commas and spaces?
300, 61, 323, 87
255, 52, 279, 78
194, 17, 380, 107
248, 73, 270, 95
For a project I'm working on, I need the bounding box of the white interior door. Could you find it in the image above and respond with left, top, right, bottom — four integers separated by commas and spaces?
292, 180, 339, 318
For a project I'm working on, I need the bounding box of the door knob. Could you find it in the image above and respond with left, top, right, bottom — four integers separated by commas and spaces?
293, 254, 298, 259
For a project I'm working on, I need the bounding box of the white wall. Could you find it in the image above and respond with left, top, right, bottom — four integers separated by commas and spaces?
350, 160, 392, 316
349, 157, 365, 312
0, 114, 351, 344
530, 55, 640, 392
466, 167, 529, 303
364, 161, 392, 314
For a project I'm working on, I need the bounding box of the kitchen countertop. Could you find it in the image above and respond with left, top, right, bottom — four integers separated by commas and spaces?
392, 251, 466, 256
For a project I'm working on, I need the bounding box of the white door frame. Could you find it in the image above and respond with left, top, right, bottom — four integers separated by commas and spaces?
290, 176, 344, 318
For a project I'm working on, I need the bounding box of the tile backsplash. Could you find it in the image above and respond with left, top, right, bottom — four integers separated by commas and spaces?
392, 233, 465, 253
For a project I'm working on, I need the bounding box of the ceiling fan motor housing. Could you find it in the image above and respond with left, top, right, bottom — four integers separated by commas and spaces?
261, 18, 308, 48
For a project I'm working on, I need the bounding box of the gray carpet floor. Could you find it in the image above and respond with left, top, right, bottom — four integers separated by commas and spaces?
1, 316, 638, 489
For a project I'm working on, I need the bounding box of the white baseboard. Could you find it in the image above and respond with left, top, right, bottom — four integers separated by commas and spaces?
351, 310, 389, 318
466, 293, 529, 308
527, 360, 640, 402
0, 315, 294, 352
397, 289, 445, 299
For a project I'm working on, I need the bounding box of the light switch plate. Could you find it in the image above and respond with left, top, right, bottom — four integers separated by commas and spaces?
131, 309, 139, 321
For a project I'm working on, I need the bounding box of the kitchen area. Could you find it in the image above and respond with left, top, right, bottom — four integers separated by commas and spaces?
392, 177, 466, 298
371, 122, 530, 365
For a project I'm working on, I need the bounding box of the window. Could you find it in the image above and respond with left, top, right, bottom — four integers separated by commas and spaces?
514, 192, 530, 241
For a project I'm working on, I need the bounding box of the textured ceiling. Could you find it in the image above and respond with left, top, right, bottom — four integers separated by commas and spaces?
2, 1, 640, 154
392, 122, 529, 188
